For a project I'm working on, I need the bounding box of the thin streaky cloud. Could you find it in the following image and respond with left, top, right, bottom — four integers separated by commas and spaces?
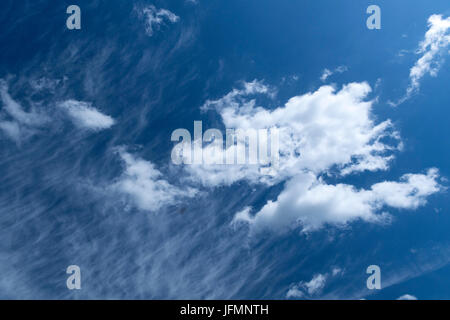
391, 14, 450, 106
137, 5, 180, 36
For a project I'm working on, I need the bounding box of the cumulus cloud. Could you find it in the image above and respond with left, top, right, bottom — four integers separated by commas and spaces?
189, 80, 400, 187
114, 149, 197, 212
59, 100, 115, 130
393, 14, 450, 105
286, 286, 304, 299
303, 274, 327, 295
320, 66, 348, 82
397, 294, 418, 300
287, 268, 343, 299
234, 169, 441, 233
186, 79, 442, 233
0, 80, 48, 142
137, 5, 179, 36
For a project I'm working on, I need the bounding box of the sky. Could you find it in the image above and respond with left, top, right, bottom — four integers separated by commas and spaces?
0, 0, 449, 299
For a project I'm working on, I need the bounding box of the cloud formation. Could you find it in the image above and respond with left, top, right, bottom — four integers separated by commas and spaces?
0, 80, 48, 142
114, 149, 197, 211
191, 80, 400, 187
393, 14, 450, 105
190, 80, 442, 233
138, 5, 179, 36
234, 169, 441, 233
397, 294, 418, 300
320, 66, 348, 82
59, 100, 115, 130
408, 15, 450, 94
287, 268, 344, 299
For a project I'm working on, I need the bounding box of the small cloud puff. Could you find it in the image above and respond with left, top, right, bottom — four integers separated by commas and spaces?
59, 100, 115, 131
320, 66, 348, 82
397, 294, 418, 300
137, 5, 179, 36
286, 268, 343, 299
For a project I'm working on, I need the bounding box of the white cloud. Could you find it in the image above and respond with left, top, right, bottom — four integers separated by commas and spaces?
0, 84, 44, 126
409, 15, 450, 93
225, 82, 396, 178
397, 294, 418, 300
138, 5, 179, 36
186, 80, 442, 233
234, 169, 441, 233
59, 100, 115, 130
286, 286, 304, 299
200, 79, 275, 112
0, 81, 113, 141
0, 80, 48, 142
303, 274, 327, 295
286, 266, 348, 299
320, 66, 348, 82
332, 267, 343, 276
189, 81, 400, 187
29, 77, 62, 92
393, 14, 450, 105
286, 268, 344, 299
114, 149, 197, 212
0, 121, 21, 141
320, 69, 333, 82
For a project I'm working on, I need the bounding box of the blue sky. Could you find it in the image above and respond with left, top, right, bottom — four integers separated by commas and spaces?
0, 0, 449, 299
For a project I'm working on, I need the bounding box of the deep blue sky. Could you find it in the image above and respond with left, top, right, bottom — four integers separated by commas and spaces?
0, 0, 449, 299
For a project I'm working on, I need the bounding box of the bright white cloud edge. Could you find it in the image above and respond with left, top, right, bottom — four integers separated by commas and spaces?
392, 14, 450, 106
183, 79, 442, 234
59, 100, 115, 130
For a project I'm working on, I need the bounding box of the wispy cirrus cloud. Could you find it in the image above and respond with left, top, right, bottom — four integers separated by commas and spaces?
137, 5, 179, 36
113, 149, 197, 212
0, 80, 48, 143
320, 65, 348, 82
392, 14, 450, 106
408, 15, 450, 94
